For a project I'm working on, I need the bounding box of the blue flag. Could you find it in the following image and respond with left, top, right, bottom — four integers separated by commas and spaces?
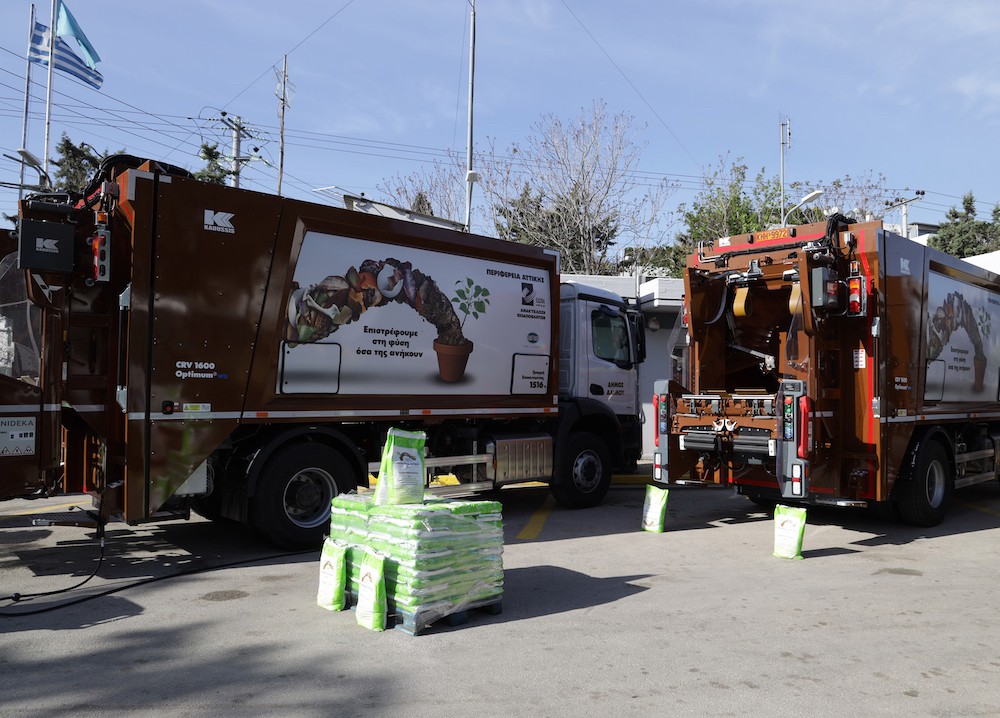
28, 21, 103, 90
56, 1, 101, 69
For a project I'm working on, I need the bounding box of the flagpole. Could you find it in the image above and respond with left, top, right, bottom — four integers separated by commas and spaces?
463, 0, 476, 232
42, 0, 57, 177
19, 3, 36, 201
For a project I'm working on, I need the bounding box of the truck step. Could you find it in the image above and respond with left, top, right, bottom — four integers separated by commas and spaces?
426, 481, 496, 499
814, 497, 868, 508
0, 510, 99, 530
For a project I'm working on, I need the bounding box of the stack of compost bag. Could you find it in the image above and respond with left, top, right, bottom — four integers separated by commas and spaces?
325, 491, 504, 631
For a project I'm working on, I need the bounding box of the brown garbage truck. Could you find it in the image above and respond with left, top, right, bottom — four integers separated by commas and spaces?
2, 156, 645, 546
653, 215, 1000, 525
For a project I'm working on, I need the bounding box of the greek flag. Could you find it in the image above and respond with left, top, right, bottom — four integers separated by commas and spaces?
28, 21, 103, 90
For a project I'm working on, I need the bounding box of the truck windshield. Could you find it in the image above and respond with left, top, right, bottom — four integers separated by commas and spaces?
0, 252, 41, 384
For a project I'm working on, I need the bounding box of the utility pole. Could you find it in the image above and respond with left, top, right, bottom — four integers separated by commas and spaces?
275, 56, 291, 196
779, 117, 791, 224
221, 114, 254, 189
884, 190, 925, 239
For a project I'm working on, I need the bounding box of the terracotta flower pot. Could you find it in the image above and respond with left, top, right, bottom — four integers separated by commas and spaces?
974, 356, 987, 392
433, 339, 473, 383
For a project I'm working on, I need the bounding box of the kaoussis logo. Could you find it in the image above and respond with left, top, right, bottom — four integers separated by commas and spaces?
204, 209, 235, 234
35, 237, 60, 254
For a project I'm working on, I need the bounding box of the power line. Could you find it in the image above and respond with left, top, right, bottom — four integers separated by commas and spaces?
223, 0, 359, 108
557, 0, 699, 169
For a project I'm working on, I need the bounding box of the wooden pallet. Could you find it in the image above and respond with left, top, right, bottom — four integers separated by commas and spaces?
347, 591, 502, 636
394, 597, 503, 636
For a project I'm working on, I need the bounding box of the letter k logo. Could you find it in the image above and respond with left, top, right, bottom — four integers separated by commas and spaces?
204, 210, 235, 229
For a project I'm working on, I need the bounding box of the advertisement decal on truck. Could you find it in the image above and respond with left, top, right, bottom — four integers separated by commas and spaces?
281, 231, 551, 395
924, 270, 1000, 402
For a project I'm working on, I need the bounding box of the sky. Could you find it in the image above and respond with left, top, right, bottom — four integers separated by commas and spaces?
1, 0, 999, 240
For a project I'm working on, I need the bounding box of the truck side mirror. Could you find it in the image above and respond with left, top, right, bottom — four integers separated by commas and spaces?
628, 310, 646, 364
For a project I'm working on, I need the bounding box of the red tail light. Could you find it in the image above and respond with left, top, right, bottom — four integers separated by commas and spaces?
653, 393, 660, 447
848, 276, 863, 315
797, 396, 811, 458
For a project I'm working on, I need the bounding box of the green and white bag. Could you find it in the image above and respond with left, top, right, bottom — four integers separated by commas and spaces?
373, 428, 426, 506
355, 549, 387, 631
316, 537, 348, 611
641, 485, 669, 533
772, 504, 807, 560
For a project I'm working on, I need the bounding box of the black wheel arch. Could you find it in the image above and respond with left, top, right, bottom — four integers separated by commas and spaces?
242, 426, 367, 499
556, 397, 626, 468
897, 426, 953, 494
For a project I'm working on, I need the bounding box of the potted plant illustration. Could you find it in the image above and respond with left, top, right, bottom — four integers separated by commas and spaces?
975, 306, 991, 391
433, 278, 490, 382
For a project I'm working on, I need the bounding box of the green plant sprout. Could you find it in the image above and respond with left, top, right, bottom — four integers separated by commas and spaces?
452, 278, 491, 330
978, 306, 992, 341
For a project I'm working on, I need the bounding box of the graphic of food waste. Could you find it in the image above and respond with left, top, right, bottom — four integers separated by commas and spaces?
285, 258, 474, 382
927, 291, 988, 391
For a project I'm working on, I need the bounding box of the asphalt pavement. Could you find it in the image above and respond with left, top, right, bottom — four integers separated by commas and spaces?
3, 476, 1000, 717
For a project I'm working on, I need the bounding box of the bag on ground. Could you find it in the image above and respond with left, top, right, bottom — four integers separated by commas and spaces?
316, 537, 348, 611
355, 549, 387, 631
641, 485, 669, 533
772, 504, 807, 559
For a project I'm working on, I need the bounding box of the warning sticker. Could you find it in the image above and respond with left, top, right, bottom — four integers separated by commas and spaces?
0, 416, 36, 457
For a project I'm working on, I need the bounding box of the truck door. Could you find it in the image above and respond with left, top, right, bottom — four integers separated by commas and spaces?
586, 301, 638, 416
0, 251, 56, 499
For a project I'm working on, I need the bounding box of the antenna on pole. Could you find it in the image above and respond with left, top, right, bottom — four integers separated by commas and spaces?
275, 56, 293, 196
463, 0, 477, 232
779, 116, 791, 224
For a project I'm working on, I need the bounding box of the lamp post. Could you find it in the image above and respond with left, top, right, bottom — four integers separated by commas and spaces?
781, 189, 824, 226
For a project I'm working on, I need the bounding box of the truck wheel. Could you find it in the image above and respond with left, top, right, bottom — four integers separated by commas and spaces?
251, 443, 356, 548
551, 432, 612, 509
898, 440, 952, 527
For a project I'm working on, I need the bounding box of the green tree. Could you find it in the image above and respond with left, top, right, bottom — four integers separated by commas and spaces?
193, 143, 230, 185
646, 157, 778, 277
51, 133, 106, 194
929, 192, 1000, 258
411, 191, 434, 216
495, 180, 620, 274
652, 156, 890, 278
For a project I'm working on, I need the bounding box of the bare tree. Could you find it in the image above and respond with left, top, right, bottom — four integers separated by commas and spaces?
791, 170, 889, 223
480, 101, 674, 274
377, 153, 466, 220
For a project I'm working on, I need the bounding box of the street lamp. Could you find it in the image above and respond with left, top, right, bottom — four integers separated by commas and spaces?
781, 189, 824, 226
16, 148, 51, 190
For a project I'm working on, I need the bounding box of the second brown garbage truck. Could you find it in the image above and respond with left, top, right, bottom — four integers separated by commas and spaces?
654, 215, 1000, 525
2, 157, 645, 546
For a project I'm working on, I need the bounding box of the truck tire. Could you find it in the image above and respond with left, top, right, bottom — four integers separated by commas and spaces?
897, 439, 952, 527
251, 443, 356, 548
551, 432, 612, 509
